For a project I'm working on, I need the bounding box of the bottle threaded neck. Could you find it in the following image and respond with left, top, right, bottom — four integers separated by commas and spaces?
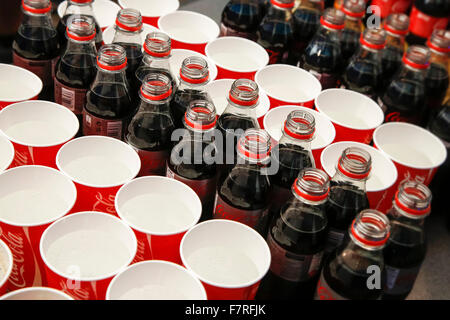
361, 28, 386, 50
144, 32, 171, 57
342, 0, 365, 17
180, 56, 209, 84
184, 100, 217, 131
23, 0, 51, 13
97, 44, 127, 70
394, 180, 432, 217
229, 79, 259, 107
293, 168, 330, 203
140, 72, 172, 101
351, 209, 390, 249
283, 110, 316, 141
116, 8, 143, 32
237, 129, 271, 163
66, 14, 96, 40
321, 8, 345, 30
428, 29, 450, 54
271, 0, 295, 9
403, 45, 431, 69
385, 13, 409, 36
337, 147, 371, 180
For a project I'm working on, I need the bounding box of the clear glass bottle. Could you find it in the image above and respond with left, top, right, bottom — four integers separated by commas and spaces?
340, 0, 365, 66
220, 0, 262, 41
257, 168, 329, 300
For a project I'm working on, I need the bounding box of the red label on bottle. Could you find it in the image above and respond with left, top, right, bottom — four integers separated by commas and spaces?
314, 272, 348, 300
13, 52, 58, 86
54, 77, 88, 115
220, 23, 257, 41
378, 98, 422, 125
308, 69, 339, 90
134, 148, 169, 176
371, 0, 412, 18
213, 193, 269, 230
82, 109, 126, 140
384, 264, 421, 296
409, 6, 449, 39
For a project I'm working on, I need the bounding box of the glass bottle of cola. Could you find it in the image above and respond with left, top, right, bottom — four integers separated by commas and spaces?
257, 168, 329, 300
340, 0, 365, 66
126, 73, 175, 176
83, 44, 134, 140
381, 13, 409, 91
382, 180, 431, 300
13, 0, 60, 101
57, 0, 103, 49
379, 45, 430, 125
325, 147, 370, 254
342, 28, 386, 100
256, 0, 295, 64
315, 209, 390, 300
170, 56, 212, 129
54, 15, 97, 128
213, 129, 272, 234
134, 32, 177, 101
220, 0, 262, 41
301, 8, 345, 89
167, 100, 218, 221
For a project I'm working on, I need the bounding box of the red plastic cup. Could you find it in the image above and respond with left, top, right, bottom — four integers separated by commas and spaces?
180, 219, 271, 300
56, 136, 141, 215
103, 23, 159, 45
170, 49, 218, 85
0, 100, 79, 168
118, 0, 180, 28
0, 165, 76, 291
116, 176, 202, 265
205, 37, 269, 80
0, 239, 13, 296
106, 260, 207, 300
315, 89, 384, 144
0, 135, 14, 173
40, 211, 137, 300
0, 64, 42, 110
264, 105, 336, 169
321, 141, 399, 213
158, 11, 220, 54
255, 64, 322, 109
58, 0, 121, 31
206, 79, 270, 128
373, 122, 447, 188
0, 287, 73, 300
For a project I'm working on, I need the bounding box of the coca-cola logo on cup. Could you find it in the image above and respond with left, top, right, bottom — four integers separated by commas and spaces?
59, 279, 90, 300
0, 226, 26, 289
92, 191, 116, 214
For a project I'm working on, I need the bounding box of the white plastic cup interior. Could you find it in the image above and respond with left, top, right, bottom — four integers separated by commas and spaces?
315, 89, 384, 130
0, 64, 42, 103
158, 10, 219, 44
0, 166, 77, 227
56, 136, 141, 188
106, 260, 206, 300
373, 122, 448, 169
170, 49, 218, 85
263, 105, 336, 150
40, 211, 137, 282
0, 100, 79, 147
205, 36, 269, 73
0, 239, 13, 291
180, 219, 271, 289
0, 287, 74, 300
0, 135, 14, 172
320, 141, 398, 192
255, 64, 322, 103
205, 79, 270, 118
102, 23, 159, 45
115, 176, 202, 236
58, 0, 121, 29
118, 0, 180, 18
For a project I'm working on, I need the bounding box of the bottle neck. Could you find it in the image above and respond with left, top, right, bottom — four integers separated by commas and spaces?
397, 63, 427, 81
64, 38, 96, 56
270, 0, 294, 11
222, 101, 259, 124
92, 67, 129, 90
344, 16, 363, 31
429, 49, 448, 68
22, 10, 54, 29
142, 53, 171, 70
332, 169, 367, 192
354, 44, 383, 62
178, 78, 209, 90
385, 33, 406, 51
137, 96, 172, 115
64, 2, 95, 17
112, 28, 143, 47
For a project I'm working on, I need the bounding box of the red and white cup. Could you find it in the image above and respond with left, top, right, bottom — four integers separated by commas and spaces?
106, 260, 207, 300
56, 136, 141, 215
158, 10, 220, 54
205, 36, 269, 80
40, 211, 137, 300
0, 287, 73, 300
0, 135, 14, 173
180, 219, 271, 300
170, 49, 218, 85
0, 239, 13, 296
206, 79, 270, 128
58, 0, 121, 31
0, 100, 79, 169
118, 0, 180, 28
373, 122, 447, 188
0, 165, 77, 291
315, 89, 384, 144
255, 64, 322, 109
264, 105, 336, 169
116, 176, 202, 265
0, 64, 42, 110
321, 141, 398, 213
103, 23, 159, 45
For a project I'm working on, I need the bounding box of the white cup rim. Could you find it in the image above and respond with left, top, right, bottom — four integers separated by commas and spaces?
105, 259, 207, 300
39, 211, 138, 283
205, 36, 269, 73
118, 0, 180, 18
115, 176, 202, 236
0, 64, 43, 102
0, 165, 77, 227
180, 219, 271, 289
0, 286, 74, 300
0, 135, 14, 172
0, 239, 13, 291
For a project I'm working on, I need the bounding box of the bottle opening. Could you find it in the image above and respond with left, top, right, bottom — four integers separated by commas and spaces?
360, 28, 386, 50
283, 110, 316, 141
66, 15, 96, 42
180, 56, 209, 85
402, 45, 431, 70
237, 129, 271, 163
351, 209, 390, 248
337, 147, 371, 180
116, 8, 143, 32
394, 180, 432, 217
229, 79, 259, 107
293, 168, 330, 203
97, 44, 128, 71
320, 8, 345, 30
342, 0, 365, 18
384, 13, 409, 36
184, 100, 217, 131
270, 0, 295, 9
427, 29, 450, 54
140, 72, 172, 101
144, 32, 172, 58
22, 0, 51, 14
69, 0, 94, 3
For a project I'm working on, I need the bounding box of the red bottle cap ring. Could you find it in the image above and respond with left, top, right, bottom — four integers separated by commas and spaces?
22, 0, 51, 14
341, 7, 365, 18
337, 154, 371, 180
66, 28, 96, 42
384, 23, 408, 36
143, 42, 171, 57
402, 54, 430, 70
237, 135, 271, 161
320, 16, 345, 30
140, 82, 172, 101
394, 189, 431, 216
351, 218, 389, 247
228, 85, 259, 106
270, 0, 294, 9
70, 0, 93, 3
96, 52, 127, 71
360, 34, 386, 50
426, 39, 450, 54
179, 65, 209, 84
184, 107, 217, 130
283, 118, 315, 140
293, 177, 329, 202
115, 18, 142, 32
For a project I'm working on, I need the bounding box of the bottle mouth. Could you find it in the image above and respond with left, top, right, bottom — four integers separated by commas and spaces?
184, 100, 217, 131
237, 129, 272, 163
22, 0, 51, 14
427, 29, 450, 54
116, 8, 143, 32
360, 28, 386, 50
270, 0, 295, 9
320, 8, 345, 30
69, 0, 93, 3
293, 168, 330, 203
342, 0, 365, 18
144, 32, 172, 57
97, 44, 128, 71
337, 147, 371, 180
394, 181, 432, 217
283, 110, 315, 141
140, 72, 172, 101
402, 45, 431, 70
351, 209, 390, 248
228, 79, 259, 107
384, 13, 409, 36
180, 56, 210, 85
66, 15, 96, 42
